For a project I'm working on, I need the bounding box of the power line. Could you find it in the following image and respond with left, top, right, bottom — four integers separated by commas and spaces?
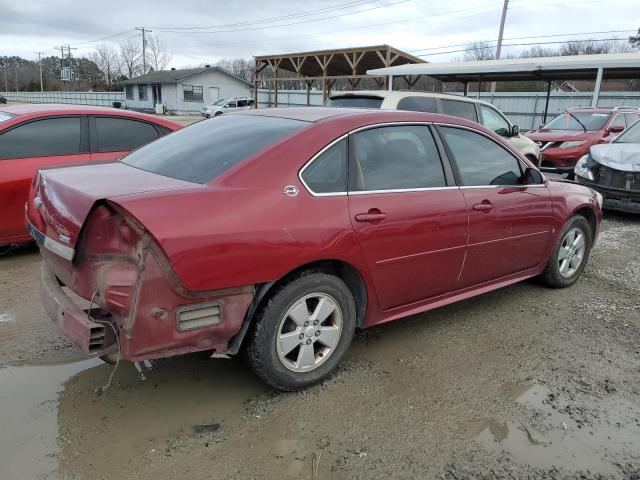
156, 0, 412, 34
151, 0, 386, 30
414, 37, 633, 58
408, 29, 638, 54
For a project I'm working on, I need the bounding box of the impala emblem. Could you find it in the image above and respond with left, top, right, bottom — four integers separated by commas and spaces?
283, 185, 299, 197
33, 196, 42, 209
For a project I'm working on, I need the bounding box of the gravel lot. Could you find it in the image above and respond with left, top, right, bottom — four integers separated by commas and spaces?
0, 211, 639, 480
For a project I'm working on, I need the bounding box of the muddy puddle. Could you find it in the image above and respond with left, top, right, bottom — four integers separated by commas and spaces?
0, 354, 269, 479
474, 383, 640, 475
0, 358, 101, 479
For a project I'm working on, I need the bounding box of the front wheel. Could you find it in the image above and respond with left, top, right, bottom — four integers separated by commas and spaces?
540, 215, 592, 288
244, 272, 356, 391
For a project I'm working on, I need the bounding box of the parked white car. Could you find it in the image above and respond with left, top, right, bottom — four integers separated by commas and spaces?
201, 97, 255, 118
327, 91, 540, 162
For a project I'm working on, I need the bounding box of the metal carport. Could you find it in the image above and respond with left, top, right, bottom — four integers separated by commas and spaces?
367, 53, 640, 122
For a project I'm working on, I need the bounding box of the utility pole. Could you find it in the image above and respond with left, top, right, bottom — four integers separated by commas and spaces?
490, 0, 509, 93
135, 27, 152, 74
34, 51, 45, 92
55, 44, 77, 91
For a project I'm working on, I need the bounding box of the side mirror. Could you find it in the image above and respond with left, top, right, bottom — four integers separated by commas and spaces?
608, 124, 624, 134
538, 123, 545, 129
521, 167, 543, 185
510, 125, 520, 137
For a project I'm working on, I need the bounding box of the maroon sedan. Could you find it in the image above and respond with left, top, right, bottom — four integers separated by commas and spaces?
26, 108, 602, 391
0, 104, 181, 251
526, 107, 640, 174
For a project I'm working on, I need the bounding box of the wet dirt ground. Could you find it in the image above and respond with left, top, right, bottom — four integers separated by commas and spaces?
1, 213, 639, 480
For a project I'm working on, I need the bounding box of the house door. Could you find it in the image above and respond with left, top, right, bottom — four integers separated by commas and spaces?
152, 85, 162, 105
209, 87, 219, 104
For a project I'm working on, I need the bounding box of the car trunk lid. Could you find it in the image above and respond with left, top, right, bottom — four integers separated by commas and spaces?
28, 162, 196, 251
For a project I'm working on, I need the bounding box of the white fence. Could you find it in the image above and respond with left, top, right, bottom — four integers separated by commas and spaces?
4, 89, 640, 128
257, 89, 640, 129
0, 91, 125, 107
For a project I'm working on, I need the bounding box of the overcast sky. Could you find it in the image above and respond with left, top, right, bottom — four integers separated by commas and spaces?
0, 0, 638, 67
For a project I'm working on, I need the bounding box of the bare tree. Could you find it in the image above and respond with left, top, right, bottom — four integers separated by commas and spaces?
146, 34, 172, 71
631, 28, 640, 48
215, 58, 254, 83
119, 38, 141, 78
90, 44, 120, 89
464, 41, 496, 61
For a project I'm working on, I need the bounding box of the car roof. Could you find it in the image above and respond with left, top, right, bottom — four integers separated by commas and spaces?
232, 107, 489, 131
328, 90, 500, 108
0, 103, 182, 129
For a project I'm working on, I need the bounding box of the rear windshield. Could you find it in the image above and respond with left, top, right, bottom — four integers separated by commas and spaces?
122, 114, 308, 183
326, 96, 383, 109
615, 120, 640, 144
544, 112, 609, 131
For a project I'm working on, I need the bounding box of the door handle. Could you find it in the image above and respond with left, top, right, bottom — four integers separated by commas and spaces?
355, 209, 387, 222
472, 201, 494, 212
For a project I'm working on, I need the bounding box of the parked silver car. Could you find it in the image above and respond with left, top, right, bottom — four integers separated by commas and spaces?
574, 119, 640, 213
201, 97, 254, 118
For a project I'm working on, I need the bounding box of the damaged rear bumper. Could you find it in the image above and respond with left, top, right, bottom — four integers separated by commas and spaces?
41, 263, 116, 355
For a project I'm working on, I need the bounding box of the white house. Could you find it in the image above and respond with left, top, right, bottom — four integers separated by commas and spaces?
120, 66, 252, 114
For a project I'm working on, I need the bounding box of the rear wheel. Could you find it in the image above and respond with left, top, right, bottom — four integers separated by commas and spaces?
540, 215, 592, 288
244, 272, 356, 391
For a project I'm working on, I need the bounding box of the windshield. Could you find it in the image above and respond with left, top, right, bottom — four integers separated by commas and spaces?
614, 120, 640, 144
543, 112, 609, 131
214, 99, 228, 106
122, 114, 308, 183
326, 96, 383, 109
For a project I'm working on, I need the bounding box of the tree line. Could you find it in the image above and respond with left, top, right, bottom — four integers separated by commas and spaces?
0, 34, 172, 92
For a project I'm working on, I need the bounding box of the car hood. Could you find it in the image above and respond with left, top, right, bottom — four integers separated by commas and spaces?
526, 130, 591, 142
590, 143, 640, 172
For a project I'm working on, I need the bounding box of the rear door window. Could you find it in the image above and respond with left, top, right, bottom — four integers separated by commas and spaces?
94, 117, 159, 152
0, 117, 81, 160
441, 99, 478, 122
122, 114, 308, 183
349, 125, 446, 191
396, 96, 438, 113
301, 139, 347, 194
440, 126, 522, 186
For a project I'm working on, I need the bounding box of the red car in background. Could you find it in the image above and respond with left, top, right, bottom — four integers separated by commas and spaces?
526, 106, 640, 174
26, 108, 602, 391
0, 104, 181, 251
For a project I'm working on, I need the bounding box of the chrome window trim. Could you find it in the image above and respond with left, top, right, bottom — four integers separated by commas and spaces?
298, 121, 546, 197
349, 186, 460, 195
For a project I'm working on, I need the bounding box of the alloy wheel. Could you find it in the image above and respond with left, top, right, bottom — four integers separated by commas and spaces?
276, 293, 343, 373
558, 227, 586, 278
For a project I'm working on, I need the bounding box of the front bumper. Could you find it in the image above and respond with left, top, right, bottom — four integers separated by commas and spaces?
539, 148, 585, 172
41, 263, 116, 355
575, 177, 640, 214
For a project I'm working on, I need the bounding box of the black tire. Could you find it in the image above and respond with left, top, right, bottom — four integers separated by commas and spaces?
244, 271, 356, 391
540, 215, 592, 288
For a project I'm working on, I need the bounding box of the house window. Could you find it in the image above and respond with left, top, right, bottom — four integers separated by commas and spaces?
138, 85, 148, 101
183, 85, 203, 102
125, 85, 134, 101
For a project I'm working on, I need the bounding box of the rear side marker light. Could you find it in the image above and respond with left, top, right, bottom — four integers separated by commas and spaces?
176, 303, 221, 331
